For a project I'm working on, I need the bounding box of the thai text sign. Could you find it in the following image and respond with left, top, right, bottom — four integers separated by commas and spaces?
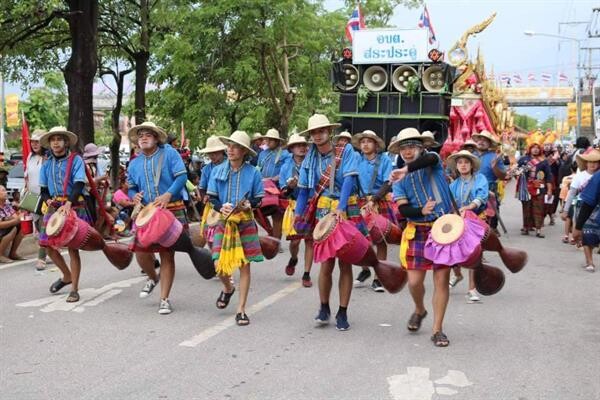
352, 29, 429, 64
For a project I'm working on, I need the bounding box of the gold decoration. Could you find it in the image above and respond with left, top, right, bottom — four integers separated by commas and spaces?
447, 13, 497, 67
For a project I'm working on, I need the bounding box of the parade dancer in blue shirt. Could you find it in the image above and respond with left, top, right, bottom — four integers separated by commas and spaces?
446, 150, 489, 303
352, 130, 394, 292
127, 122, 188, 315
38, 127, 89, 303
257, 128, 290, 241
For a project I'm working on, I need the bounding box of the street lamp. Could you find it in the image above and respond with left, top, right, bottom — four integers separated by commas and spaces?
524, 30, 583, 137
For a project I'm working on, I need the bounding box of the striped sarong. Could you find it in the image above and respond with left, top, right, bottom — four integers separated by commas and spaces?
212, 209, 264, 275
521, 194, 545, 230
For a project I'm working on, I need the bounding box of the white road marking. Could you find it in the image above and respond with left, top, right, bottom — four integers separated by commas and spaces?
16, 276, 146, 313
179, 281, 302, 347
387, 367, 473, 400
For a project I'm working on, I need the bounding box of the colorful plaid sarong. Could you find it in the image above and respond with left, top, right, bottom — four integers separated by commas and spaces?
199, 202, 217, 243
130, 202, 188, 252
400, 221, 449, 271
212, 209, 264, 275
316, 195, 370, 239
39, 197, 92, 248
358, 193, 398, 225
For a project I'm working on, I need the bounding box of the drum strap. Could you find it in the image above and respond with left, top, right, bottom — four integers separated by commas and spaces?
428, 167, 460, 214
153, 150, 165, 200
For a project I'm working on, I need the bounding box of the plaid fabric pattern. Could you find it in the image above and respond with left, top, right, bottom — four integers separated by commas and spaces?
130, 205, 188, 252
212, 210, 263, 274
400, 222, 449, 271
39, 198, 92, 248
582, 205, 600, 247
358, 194, 398, 224
315, 195, 370, 239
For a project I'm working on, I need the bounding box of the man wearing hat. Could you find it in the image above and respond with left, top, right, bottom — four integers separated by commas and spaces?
207, 130, 265, 326
352, 130, 395, 292
447, 150, 489, 302
279, 133, 314, 287
472, 130, 507, 235
294, 114, 364, 331
257, 128, 290, 241
198, 136, 228, 250
516, 142, 552, 238
127, 121, 189, 315
389, 127, 454, 347
38, 127, 89, 302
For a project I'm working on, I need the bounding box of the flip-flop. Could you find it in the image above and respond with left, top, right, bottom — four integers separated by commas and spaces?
407, 310, 427, 332
9, 255, 26, 261
49, 279, 72, 294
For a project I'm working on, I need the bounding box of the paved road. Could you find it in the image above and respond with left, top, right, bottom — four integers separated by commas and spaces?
1, 183, 599, 400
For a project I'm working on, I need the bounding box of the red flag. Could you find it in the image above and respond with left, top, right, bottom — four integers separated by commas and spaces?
21, 112, 31, 170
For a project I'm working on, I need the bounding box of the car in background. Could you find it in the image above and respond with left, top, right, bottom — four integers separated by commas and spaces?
6, 163, 25, 198
7, 153, 22, 166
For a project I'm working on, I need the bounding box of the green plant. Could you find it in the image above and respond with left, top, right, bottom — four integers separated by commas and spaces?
406, 75, 421, 100
356, 85, 369, 110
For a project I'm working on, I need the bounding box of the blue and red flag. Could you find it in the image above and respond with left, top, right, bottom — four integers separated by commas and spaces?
418, 5, 436, 45
345, 3, 366, 43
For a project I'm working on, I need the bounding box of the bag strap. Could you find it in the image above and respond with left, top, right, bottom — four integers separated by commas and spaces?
153, 149, 165, 200
428, 166, 459, 214
62, 152, 77, 196
461, 177, 476, 206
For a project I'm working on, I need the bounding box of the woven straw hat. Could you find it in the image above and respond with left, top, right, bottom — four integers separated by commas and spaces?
128, 122, 167, 145
300, 114, 341, 135
199, 135, 228, 153
471, 130, 500, 146
576, 148, 600, 171
286, 133, 308, 148
461, 139, 478, 150
252, 132, 264, 142
352, 130, 385, 152
263, 128, 285, 142
218, 130, 256, 156
421, 130, 440, 148
40, 126, 78, 147
446, 150, 481, 172
388, 128, 424, 154
31, 129, 45, 142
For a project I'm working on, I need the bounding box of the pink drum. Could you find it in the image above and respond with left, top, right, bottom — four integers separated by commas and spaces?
424, 211, 486, 268
134, 204, 183, 249
47, 211, 104, 251
261, 178, 281, 216
312, 213, 377, 266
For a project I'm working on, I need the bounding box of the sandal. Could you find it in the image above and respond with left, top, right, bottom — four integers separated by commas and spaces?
216, 287, 235, 309
520, 229, 529, 236
536, 232, 545, 238
407, 310, 427, 332
431, 331, 450, 347
49, 279, 72, 294
9, 255, 26, 261
285, 257, 298, 276
235, 312, 250, 326
562, 236, 570, 244
66, 291, 80, 303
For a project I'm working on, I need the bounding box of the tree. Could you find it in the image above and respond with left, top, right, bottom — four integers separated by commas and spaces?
342, 0, 423, 27
20, 71, 68, 130
513, 113, 538, 131
0, 0, 98, 147
540, 116, 556, 131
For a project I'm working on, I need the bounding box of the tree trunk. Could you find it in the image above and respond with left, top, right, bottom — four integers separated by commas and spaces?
110, 69, 132, 188
134, 0, 150, 124
64, 0, 98, 149
279, 92, 295, 137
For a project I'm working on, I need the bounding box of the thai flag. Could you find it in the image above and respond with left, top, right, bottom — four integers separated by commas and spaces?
500, 73, 510, 82
512, 73, 522, 83
558, 72, 568, 81
418, 5, 437, 45
528, 73, 536, 81
541, 72, 552, 82
345, 4, 366, 43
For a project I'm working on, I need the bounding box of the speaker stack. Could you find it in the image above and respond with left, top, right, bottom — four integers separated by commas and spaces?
332, 57, 455, 147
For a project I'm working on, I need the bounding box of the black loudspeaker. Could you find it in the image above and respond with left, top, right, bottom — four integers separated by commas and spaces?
332, 61, 360, 92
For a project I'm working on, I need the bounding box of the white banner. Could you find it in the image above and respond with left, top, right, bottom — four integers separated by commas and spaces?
352, 29, 429, 64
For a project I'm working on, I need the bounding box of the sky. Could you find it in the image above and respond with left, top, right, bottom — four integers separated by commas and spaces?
326, 0, 600, 121
4, 0, 599, 123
